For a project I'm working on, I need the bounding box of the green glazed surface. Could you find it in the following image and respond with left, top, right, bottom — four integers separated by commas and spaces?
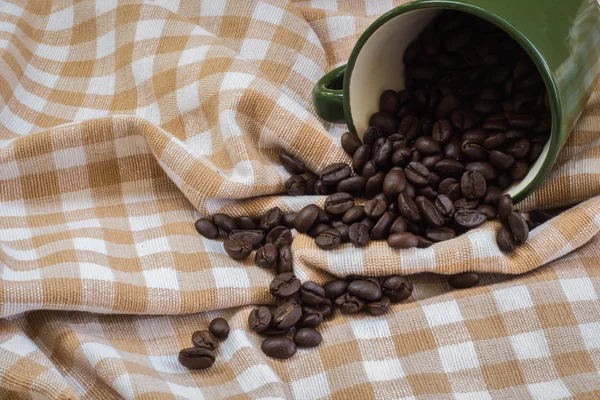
313, 0, 600, 202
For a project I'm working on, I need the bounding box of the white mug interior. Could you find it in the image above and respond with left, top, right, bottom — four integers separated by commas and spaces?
348, 8, 551, 198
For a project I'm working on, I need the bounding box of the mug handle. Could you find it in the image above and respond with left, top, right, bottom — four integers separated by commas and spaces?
312, 65, 346, 124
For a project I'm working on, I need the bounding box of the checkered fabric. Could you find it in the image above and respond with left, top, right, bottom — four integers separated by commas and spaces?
0, 0, 599, 398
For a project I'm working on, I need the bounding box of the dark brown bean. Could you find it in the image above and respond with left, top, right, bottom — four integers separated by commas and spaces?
361, 160, 377, 179
451, 110, 479, 131
270, 272, 301, 298
179, 347, 216, 370
415, 136, 441, 155
416, 197, 445, 227
195, 218, 220, 239
405, 162, 431, 185
238, 216, 257, 230
324, 192, 354, 216
382, 276, 413, 302
335, 293, 365, 314
484, 132, 506, 150
293, 328, 322, 347
294, 204, 320, 233
508, 211, 529, 245
465, 162, 497, 181
454, 210, 487, 228
435, 94, 462, 119
372, 138, 393, 168
369, 112, 399, 133
482, 186, 502, 206
380, 90, 401, 113
320, 163, 352, 185
497, 225, 516, 251
266, 226, 292, 248
315, 228, 342, 250
352, 144, 371, 175
365, 171, 385, 197
507, 139, 530, 159
348, 280, 382, 301
434, 159, 465, 178
255, 243, 278, 268
371, 211, 394, 240
341, 132, 362, 156
260, 207, 283, 231
249, 306, 272, 333
489, 150, 515, 169
223, 237, 252, 260
392, 147, 412, 167
349, 222, 370, 247
388, 232, 419, 249
286, 173, 316, 196
448, 272, 480, 289
278, 245, 293, 273
398, 192, 421, 222
324, 280, 348, 300
367, 296, 391, 315
461, 171, 487, 199
209, 318, 230, 340
279, 153, 306, 174
435, 194, 455, 218
308, 223, 331, 238
421, 154, 444, 170
444, 140, 462, 160
432, 119, 453, 144
425, 227, 456, 242
261, 337, 297, 359
510, 160, 529, 181
477, 204, 497, 219
213, 214, 238, 233
273, 302, 302, 329
192, 330, 218, 350
390, 216, 408, 234
342, 206, 365, 225
337, 176, 366, 194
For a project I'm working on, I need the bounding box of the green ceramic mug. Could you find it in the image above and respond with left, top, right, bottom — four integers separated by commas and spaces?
313, 0, 600, 202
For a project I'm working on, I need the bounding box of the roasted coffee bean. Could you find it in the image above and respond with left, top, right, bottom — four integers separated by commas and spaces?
388, 232, 419, 249
421, 154, 444, 170
361, 160, 377, 179
297, 312, 323, 328
361, 217, 376, 232
341, 132, 362, 156
255, 243, 278, 268
472, 99, 499, 114
372, 138, 393, 168
300, 282, 325, 305
213, 214, 238, 233
229, 230, 265, 249
465, 161, 497, 181
363, 126, 381, 146
380, 90, 401, 113
454, 197, 480, 211
294, 204, 320, 233
435, 194, 455, 218
324, 193, 354, 215
406, 220, 424, 235
316, 209, 330, 223
508, 211, 529, 245
335, 293, 365, 314
320, 163, 352, 185
249, 307, 272, 333
238, 216, 257, 230
179, 347, 216, 370
342, 206, 365, 225
398, 192, 421, 222
286, 173, 315, 196
477, 204, 497, 219
223, 237, 252, 260
371, 211, 394, 240
260, 326, 291, 337
497, 225, 516, 251
416, 197, 445, 227
405, 162, 431, 185
434, 159, 465, 178
444, 27, 472, 52
383, 169, 407, 198
533, 113, 551, 133
489, 150, 515, 169
261, 337, 296, 359
461, 140, 488, 161
336, 223, 350, 242
390, 216, 408, 234
365, 171, 385, 197
398, 115, 422, 140
439, 178, 461, 201
382, 276, 413, 302
369, 111, 399, 133
426, 227, 456, 242
273, 302, 302, 329
209, 318, 230, 340
260, 208, 283, 231
366, 296, 391, 315
364, 199, 387, 219
437, 10, 466, 33
315, 228, 342, 250
388, 133, 408, 146
352, 144, 371, 175
195, 218, 220, 239
448, 272, 480, 289
461, 171, 487, 199
294, 328, 322, 348
279, 153, 306, 174
482, 114, 509, 131
337, 176, 366, 194
404, 180, 417, 198
348, 280, 382, 301
484, 132, 506, 150
444, 140, 462, 160
392, 147, 412, 167
435, 94, 462, 120
324, 280, 348, 300
266, 226, 292, 248
452, 110, 479, 131
508, 114, 537, 129
192, 330, 218, 350
483, 186, 502, 206
510, 160, 529, 181
432, 119, 453, 144
349, 222, 370, 247
270, 273, 301, 298
415, 136, 441, 155
530, 210, 553, 225
417, 235, 436, 248
278, 245, 293, 273
462, 129, 487, 145
507, 139, 530, 159
417, 186, 438, 200
303, 303, 332, 319
528, 142, 546, 163
454, 209, 487, 228
408, 64, 440, 81
308, 223, 331, 238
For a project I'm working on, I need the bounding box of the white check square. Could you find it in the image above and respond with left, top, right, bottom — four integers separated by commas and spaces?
291, 372, 331, 399
510, 331, 550, 360
560, 278, 597, 302
493, 285, 534, 312
53, 147, 87, 170
212, 268, 250, 289
579, 322, 600, 350
528, 379, 571, 400
350, 317, 391, 339
253, 2, 284, 26
438, 342, 479, 372
422, 300, 464, 327
143, 268, 179, 290
363, 359, 404, 381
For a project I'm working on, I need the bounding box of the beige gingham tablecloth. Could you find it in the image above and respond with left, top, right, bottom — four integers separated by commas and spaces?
1, 0, 600, 398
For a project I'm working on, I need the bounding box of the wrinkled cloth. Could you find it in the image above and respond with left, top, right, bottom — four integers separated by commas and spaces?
1, 0, 600, 399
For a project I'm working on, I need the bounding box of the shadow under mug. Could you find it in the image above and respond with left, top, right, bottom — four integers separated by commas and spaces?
313, 0, 600, 202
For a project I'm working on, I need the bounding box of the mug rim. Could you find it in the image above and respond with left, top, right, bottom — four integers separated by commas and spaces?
343, 0, 562, 203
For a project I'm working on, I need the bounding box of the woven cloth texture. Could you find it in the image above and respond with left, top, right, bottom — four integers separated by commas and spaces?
1, 0, 600, 398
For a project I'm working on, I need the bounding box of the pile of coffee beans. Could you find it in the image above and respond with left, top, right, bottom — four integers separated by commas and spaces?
179, 318, 230, 370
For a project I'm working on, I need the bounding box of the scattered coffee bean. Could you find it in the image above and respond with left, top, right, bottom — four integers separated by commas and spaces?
348, 280, 382, 301
324, 280, 349, 299
192, 330, 218, 350
388, 232, 419, 249
320, 163, 352, 185
349, 222, 370, 247
367, 296, 391, 315
266, 226, 292, 248
213, 214, 238, 233
341, 132, 362, 156
382, 276, 413, 303
293, 328, 322, 347
278, 245, 293, 273
179, 347, 216, 370
273, 302, 302, 329
238, 216, 257, 230
195, 218, 220, 239
208, 318, 230, 340
260, 207, 283, 231
315, 228, 342, 249
448, 272, 480, 289
223, 237, 252, 260
294, 204, 320, 233
249, 306, 272, 333
270, 273, 301, 297
335, 293, 365, 314
261, 337, 297, 359
279, 153, 306, 175
255, 243, 278, 268
324, 192, 354, 215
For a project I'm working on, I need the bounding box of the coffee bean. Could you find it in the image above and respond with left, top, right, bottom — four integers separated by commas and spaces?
477, 204, 497, 219
404, 180, 417, 198
364, 198, 387, 219
213, 214, 238, 233
432, 119, 453, 144
229, 230, 265, 249
381, 169, 407, 199
508, 114, 536, 129
324, 192, 354, 216
324, 280, 348, 300
461, 140, 488, 161
462, 129, 487, 145
398, 192, 421, 222
279, 153, 306, 175
297, 312, 323, 328
195, 218, 220, 239
361, 217, 376, 232
369, 112, 399, 133
380, 90, 401, 113
367, 296, 391, 315
392, 147, 411, 167
533, 113, 551, 133
294, 204, 320, 233
282, 213, 297, 229
382, 276, 413, 302
482, 186, 502, 206
454, 209, 487, 228
389, 216, 408, 234
349, 222, 370, 247
266, 226, 292, 248
293, 328, 322, 348
320, 163, 352, 185
335, 293, 365, 314
460, 170, 487, 199
451, 110, 479, 131
508, 211, 529, 245
416, 197, 445, 227
260, 326, 291, 337
444, 140, 462, 160
496, 225, 516, 251
438, 178, 460, 201
336, 224, 350, 243
489, 150, 515, 170
286, 173, 316, 196
208, 318, 230, 340
415, 136, 441, 155
238, 216, 257, 230
465, 161, 497, 181
435, 194, 456, 218
342, 206, 365, 225
352, 144, 371, 175
484, 132, 506, 150
273, 302, 302, 329
348, 280, 382, 301
278, 245, 293, 273
497, 194, 513, 222
261, 337, 297, 359
270, 273, 301, 298
510, 160, 529, 181
337, 176, 366, 194
260, 208, 283, 231
405, 162, 431, 185
434, 159, 465, 178
437, 11, 466, 33
421, 154, 444, 170
341, 132, 362, 156
315, 228, 342, 250
371, 211, 394, 240
372, 138, 393, 168
255, 243, 278, 268
299, 282, 325, 305
435, 94, 462, 120
179, 347, 216, 370
365, 171, 385, 197
308, 223, 330, 238
361, 160, 377, 179
398, 115, 422, 140
425, 227, 456, 242
223, 237, 252, 260
454, 197, 480, 211
408, 64, 440, 81
507, 139, 530, 159
388, 232, 419, 249
448, 272, 480, 289
249, 306, 272, 333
